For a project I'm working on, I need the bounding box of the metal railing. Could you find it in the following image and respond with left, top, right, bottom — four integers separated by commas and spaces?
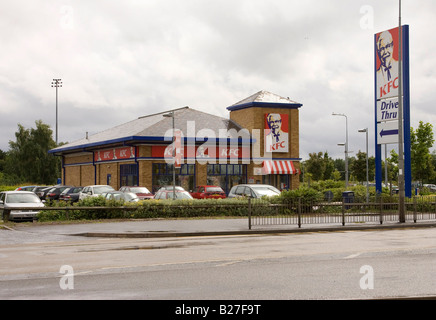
247, 196, 436, 229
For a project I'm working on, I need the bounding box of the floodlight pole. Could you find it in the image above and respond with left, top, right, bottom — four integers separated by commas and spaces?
51, 79, 62, 145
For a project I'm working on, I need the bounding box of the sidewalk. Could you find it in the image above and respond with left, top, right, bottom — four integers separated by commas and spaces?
12, 217, 436, 239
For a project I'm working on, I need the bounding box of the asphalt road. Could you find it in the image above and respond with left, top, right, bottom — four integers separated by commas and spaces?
1, 223, 435, 301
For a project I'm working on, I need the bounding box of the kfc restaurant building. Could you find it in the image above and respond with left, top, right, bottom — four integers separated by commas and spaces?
49, 91, 302, 194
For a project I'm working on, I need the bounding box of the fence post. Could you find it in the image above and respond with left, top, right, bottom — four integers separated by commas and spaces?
248, 197, 252, 230
298, 198, 301, 228
341, 197, 345, 226
379, 196, 383, 225
413, 197, 417, 223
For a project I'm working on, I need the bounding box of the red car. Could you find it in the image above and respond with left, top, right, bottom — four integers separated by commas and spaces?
190, 185, 226, 199
119, 186, 154, 200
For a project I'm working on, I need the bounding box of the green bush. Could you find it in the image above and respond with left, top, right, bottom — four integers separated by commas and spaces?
278, 187, 323, 203
37, 197, 254, 221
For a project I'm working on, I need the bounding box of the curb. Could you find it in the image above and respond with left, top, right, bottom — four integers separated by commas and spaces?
72, 222, 436, 239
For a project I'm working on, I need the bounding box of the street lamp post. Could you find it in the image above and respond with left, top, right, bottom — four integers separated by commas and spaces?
332, 113, 349, 189
163, 111, 176, 200
51, 79, 62, 145
358, 128, 369, 203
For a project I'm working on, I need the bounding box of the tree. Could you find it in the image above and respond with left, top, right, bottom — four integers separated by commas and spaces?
5, 120, 60, 184
323, 152, 335, 180
305, 152, 326, 181
410, 121, 435, 183
350, 151, 376, 183
351, 151, 367, 182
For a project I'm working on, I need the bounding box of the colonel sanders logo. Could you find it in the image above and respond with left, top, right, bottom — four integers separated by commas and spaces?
376, 28, 400, 100
264, 113, 289, 153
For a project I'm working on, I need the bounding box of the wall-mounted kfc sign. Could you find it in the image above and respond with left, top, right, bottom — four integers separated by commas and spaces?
94, 146, 136, 162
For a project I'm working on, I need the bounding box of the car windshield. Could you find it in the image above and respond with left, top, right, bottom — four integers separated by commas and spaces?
206, 187, 224, 193
251, 186, 281, 196
124, 193, 139, 201
94, 186, 114, 194
111, 193, 123, 200
6, 193, 41, 203
129, 187, 150, 193
175, 192, 193, 200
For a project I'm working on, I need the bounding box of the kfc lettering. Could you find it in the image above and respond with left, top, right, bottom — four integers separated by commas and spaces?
379, 77, 399, 99
266, 141, 286, 152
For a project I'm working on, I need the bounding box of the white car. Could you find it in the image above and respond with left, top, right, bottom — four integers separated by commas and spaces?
79, 185, 115, 200
227, 184, 281, 198
0, 191, 45, 221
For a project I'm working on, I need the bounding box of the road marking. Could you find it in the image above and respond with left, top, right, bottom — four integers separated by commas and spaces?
344, 252, 362, 259
216, 260, 242, 267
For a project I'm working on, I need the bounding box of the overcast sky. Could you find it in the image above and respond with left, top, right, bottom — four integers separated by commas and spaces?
1, 0, 435, 160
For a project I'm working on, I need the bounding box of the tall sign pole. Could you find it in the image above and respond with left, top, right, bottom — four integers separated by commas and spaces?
397, 0, 406, 222
374, 1, 411, 222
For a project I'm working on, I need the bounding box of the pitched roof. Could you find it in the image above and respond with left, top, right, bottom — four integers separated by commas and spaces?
227, 90, 302, 111
49, 107, 249, 154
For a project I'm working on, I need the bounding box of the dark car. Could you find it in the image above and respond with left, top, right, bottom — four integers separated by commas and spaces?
59, 186, 83, 203
45, 186, 73, 201
37, 186, 55, 200
190, 185, 226, 199
119, 186, 154, 200
154, 186, 193, 200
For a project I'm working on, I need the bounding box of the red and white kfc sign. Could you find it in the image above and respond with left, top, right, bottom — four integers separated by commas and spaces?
94, 146, 136, 162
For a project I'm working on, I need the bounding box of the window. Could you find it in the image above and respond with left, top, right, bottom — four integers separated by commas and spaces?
152, 163, 195, 193
207, 164, 247, 195
120, 164, 138, 187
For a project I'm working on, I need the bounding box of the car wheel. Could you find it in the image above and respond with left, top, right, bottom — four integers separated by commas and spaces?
2, 210, 10, 222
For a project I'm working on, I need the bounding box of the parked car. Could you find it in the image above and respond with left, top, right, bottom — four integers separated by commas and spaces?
103, 191, 139, 202
190, 185, 226, 199
119, 186, 154, 200
154, 186, 193, 200
424, 184, 436, 192
14, 185, 38, 191
228, 184, 281, 198
45, 186, 73, 201
0, 191, 45, 221
79, 185, 115, 200
59, 186, 83, 203
33, 186, 52, 199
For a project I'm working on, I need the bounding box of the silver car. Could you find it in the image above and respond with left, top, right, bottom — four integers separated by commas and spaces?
79, 185, 115, 200
228, 184, 281, 198
0, 191, 45, 221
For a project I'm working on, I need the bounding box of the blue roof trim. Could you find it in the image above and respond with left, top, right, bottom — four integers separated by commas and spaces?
227, 101, 302, 112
